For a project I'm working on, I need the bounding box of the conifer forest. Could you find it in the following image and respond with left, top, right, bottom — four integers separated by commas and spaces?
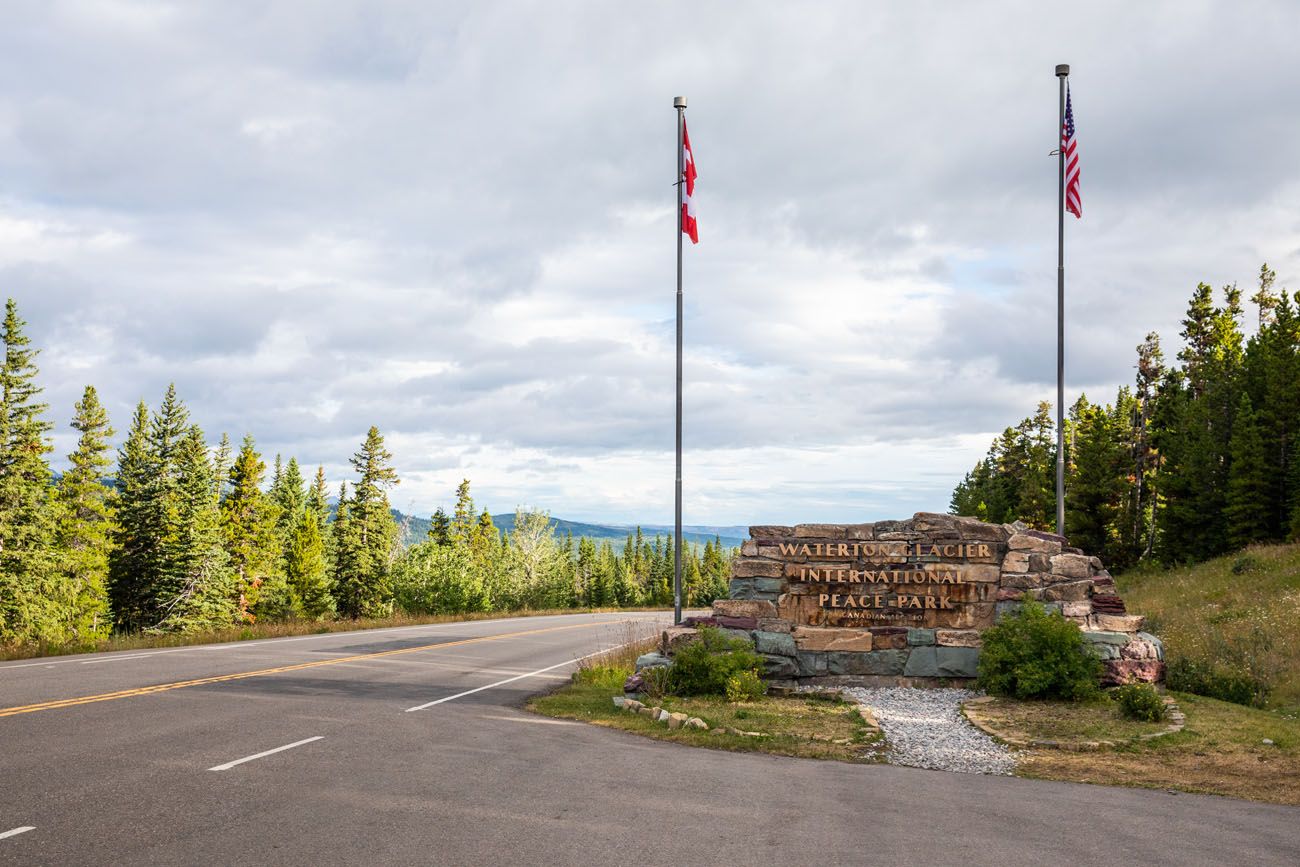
0, 299, 733, 649
951, 265, 1300, 570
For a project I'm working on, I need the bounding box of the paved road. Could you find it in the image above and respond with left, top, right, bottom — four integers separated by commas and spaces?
1, 611, 1297, 866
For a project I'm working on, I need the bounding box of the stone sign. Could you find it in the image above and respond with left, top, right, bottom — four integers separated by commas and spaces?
669, 512, 1163, 686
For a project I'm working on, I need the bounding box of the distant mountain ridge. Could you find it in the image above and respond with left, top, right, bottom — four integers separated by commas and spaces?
391, 509, 745, 550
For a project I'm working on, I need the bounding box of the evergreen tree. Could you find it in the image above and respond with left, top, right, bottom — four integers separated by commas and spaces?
53, 385, 115, 641
1225, 394, 1270, 549
285, 508, 333, 619
306, 466, 330, 533
1251, 263, 1279, 328
270, 456, 306, 540
0, 299, 58, 644
699, 537, 731, 603
292, 464, 335, 618
109, 401, 159, 630
331, 482, 359, 613
335, 427, 399, 618
212, 432, 232, 501
154, 424, 237, 631
1065, 401, 1126, 562
428, 507, 451, 545
451, 479, 475, 543
220, 435, 289, 619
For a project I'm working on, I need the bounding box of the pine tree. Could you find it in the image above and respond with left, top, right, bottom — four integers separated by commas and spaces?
220, 435, 290, 619
285, 508, 332, 619
1225, 394, 1270, 549
53, 385, 115, 641
294, 465, 335, 618
335, 428, 399, 618
154, 424, 236, 631
429, 507, 451, 545
270, 456, 306, 539
451, 479, 475, 543
212, 432, 232, 501
1131, 333, 1165, 560
1251, 263, 1279, 328
1065, 401, 1126, 562
0, 299, 59, 644
699, 537, 731, 603
109, 402, 158, 630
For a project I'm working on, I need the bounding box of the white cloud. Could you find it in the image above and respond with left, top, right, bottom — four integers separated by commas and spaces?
4, 0, 1299, 524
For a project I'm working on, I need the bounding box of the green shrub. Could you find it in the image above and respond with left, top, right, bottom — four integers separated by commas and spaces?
573, 664, 627, 690
1111, 683, 1166, 722
666, 626, 763, 696
1165, 657, 1270, 707
725, 669, 767, 702
977, 598, 1102, 701
1230, 555, 1262, 575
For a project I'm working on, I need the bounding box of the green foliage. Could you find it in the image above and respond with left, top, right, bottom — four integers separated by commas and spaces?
391, 541, 490, 614
1165, 657, 1270, 708
52, 385, 115, 642
334, 427, 399, 619
977, 598, 1102, 701
0, 299, 58, 645
725, 669, 767, 703
1226, 394, 1270, 549
665, 627, 764, 697
1111, 683, 1167, 722
954, 270, 1300, 570
1231, 554, 1262, 575
221, 435, 286, 619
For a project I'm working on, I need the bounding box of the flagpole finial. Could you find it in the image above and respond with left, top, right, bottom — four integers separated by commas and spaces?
1055, 64, 1070, 77
673, 96, 687, 109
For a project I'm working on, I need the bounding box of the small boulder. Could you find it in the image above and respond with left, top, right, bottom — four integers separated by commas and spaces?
635, 652, 671, 671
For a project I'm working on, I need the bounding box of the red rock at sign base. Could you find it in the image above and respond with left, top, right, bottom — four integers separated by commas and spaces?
1101, 659, 1164, 686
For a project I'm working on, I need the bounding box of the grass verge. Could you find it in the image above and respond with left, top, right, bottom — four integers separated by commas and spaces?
989, 692, 1300, 805
530, 656, 883, 763
0, 607, 669, 662
970, 695, 1171, 744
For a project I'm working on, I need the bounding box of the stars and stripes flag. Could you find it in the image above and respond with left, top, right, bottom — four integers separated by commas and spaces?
1062, 86, 1081, 218
681, 120, 698, 243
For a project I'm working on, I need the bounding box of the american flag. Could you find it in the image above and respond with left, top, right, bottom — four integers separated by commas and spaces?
1062, 86, 1081, 218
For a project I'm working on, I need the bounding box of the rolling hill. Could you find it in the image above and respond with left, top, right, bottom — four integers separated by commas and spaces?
392, 509, 746, 550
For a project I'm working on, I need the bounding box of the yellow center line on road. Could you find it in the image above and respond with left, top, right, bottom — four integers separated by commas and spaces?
0, 619, 631, 719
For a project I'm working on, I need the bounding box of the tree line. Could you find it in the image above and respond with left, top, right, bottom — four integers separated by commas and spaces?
0, 299, 733, 648
951, 264, 1300, 570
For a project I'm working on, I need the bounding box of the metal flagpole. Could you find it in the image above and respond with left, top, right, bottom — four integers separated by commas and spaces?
673, 96, 686, 625
1055, 64, 1069, 537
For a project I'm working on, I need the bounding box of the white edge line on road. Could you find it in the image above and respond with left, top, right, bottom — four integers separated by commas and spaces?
0, 827, 35, 840
207, 736, 324, 772
404, 640, 640, 712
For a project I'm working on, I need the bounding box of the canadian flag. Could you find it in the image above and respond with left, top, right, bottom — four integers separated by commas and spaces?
681, 120, 698, 244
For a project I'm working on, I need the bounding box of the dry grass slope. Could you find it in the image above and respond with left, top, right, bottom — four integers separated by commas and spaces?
1119, 542, 1300, 711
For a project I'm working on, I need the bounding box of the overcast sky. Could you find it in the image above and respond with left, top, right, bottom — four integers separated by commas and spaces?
2, 1, 1298, 526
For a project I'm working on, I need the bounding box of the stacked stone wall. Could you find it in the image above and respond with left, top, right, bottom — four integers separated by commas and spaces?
663, 513, 1163, 686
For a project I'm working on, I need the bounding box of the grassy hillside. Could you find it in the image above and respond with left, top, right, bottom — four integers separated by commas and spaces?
1119, 543, 1300, 711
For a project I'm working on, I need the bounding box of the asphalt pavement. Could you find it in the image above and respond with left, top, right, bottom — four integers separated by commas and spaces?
1, 611, 1297, 866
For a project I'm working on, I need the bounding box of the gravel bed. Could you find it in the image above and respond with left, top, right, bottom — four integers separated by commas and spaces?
842, 687, 1016, 775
